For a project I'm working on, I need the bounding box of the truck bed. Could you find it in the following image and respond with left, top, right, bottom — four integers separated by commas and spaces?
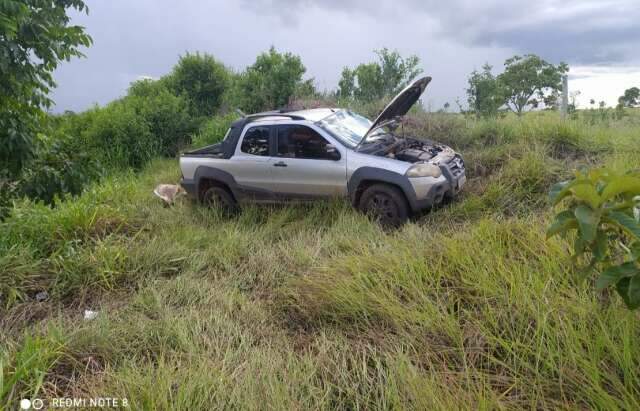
182, 142, 226, 158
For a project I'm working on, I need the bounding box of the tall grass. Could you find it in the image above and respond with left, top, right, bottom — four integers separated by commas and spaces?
1, 113, 640, 409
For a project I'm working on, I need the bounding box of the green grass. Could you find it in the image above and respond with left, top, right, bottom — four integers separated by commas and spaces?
1, 113, 640, 410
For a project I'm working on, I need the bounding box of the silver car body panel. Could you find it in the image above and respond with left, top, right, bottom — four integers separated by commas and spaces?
180, 108, 466, 210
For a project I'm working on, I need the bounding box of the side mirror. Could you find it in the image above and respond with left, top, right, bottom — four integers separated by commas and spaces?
325, 144, 341, 160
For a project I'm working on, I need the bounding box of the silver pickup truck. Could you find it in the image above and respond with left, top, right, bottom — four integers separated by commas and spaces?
180, 76, 466, 226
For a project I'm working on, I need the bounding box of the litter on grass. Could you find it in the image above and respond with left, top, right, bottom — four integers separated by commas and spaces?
84, 310, 99, 320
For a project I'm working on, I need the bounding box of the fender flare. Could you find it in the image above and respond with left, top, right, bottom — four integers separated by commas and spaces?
347, 167, 418, 210
193, 166, 240, 201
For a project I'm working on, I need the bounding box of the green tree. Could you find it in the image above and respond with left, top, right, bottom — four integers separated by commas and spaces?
126, 79, 195, 156
0, 0, 92, 178
352, 62, 384, 102
497, 54, 568, 116
338, 48, 422, 102
376, 48, 422, 96
167, 52, 230, 118
337, 67, 355, 100
232, 47, 308, 113
543, 90, 560, 110
294, 78, 317, 100
466, 64, 504, 118
618, 87, 640, 107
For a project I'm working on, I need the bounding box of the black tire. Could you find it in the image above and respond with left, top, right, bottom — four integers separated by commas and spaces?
358, 183, 409, 228
202, 186, 238, 215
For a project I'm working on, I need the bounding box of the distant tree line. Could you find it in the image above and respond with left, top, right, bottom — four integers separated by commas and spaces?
337, 48, 422, 103
465, 55, 569, 118
619, 87, 639, 108
2, 0, 639, 214
1, 2, 429, 212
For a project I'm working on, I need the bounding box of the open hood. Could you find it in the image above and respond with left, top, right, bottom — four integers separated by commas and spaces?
359, 76, 432, 145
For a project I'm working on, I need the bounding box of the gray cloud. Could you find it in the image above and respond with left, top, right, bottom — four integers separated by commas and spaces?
51, 0, 638, 113
247, 0, 640, 65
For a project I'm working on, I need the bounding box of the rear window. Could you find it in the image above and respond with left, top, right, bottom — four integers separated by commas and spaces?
240, 126, 271, 156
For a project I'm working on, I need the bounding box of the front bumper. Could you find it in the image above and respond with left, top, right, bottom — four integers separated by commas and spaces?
407, 156, 466, 211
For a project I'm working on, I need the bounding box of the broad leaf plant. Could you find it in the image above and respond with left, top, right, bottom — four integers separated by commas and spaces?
547, 168, 640, 309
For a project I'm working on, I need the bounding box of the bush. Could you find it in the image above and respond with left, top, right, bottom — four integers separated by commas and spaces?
126, 79, 195, 156
0, 174, 18, 220
547, 168, 640, 309
191, 114, 237, 148
230, 47, 308, 113
166, 52, 230, 118
19, 131, 102, 205
84, 101, 156, 170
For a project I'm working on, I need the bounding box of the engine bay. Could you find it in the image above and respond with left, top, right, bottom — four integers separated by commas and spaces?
383, 137, 455, 164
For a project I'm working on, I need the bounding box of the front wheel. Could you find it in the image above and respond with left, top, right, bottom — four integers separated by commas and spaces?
202, 186, 238, 215
358, 184, 409, 228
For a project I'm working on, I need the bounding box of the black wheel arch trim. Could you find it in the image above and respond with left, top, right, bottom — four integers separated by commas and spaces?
193, 166, 241, 201
347, 167, 419, 211
192, 166, 276, 202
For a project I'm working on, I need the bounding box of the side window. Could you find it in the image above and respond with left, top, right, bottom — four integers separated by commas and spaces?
240, 126, 270, 156
277, 125, 336, 160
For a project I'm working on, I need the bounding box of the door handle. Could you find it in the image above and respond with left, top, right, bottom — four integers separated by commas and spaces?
273, 161, 287, 167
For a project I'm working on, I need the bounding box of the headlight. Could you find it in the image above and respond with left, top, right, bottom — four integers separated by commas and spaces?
406, 163, 442, 178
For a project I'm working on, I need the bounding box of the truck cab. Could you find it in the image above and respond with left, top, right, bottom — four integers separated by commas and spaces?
180, 77, 466, 226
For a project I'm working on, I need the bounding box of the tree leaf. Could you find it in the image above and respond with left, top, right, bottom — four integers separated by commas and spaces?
600, 176, 640, 202
546, 210, 577, 238
616, 274, 640, 310
628, 275, 640, 309
607, 211, 640, 239
574, 205, 599, 242
574, 235, 587, 257
596, 262, 639, 291
592, 230, 608, 262
631, 241, 640, 260
572, 183, 602, 209
616, 277, 632, 307
549, 181, 570, 204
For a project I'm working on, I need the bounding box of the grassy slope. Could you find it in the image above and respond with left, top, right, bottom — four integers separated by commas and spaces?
2, 113, 640, 410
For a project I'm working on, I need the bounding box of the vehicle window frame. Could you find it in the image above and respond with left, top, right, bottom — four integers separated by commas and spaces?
239, 125, 273, 157
275, 124, 340, 161
316, 110, 374, 148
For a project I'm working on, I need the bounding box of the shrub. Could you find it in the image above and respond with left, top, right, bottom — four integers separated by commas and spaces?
166, 52, 230, 118
126, 79, 195, 156
230, 47, 308, 113
84, 100, 156, 170
547, 168, 640, 308
19, 131, 102, 205
0, 174, 18, 220
191, 114, 237, 148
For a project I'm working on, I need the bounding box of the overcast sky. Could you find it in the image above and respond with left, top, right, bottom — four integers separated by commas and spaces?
51, 0, 640, 112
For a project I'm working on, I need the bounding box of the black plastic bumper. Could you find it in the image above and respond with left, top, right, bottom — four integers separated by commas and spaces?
180, 178, 198, 199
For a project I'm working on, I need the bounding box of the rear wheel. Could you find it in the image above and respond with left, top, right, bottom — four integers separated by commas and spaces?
358, 184, 409, 228
202, 186, 238, 215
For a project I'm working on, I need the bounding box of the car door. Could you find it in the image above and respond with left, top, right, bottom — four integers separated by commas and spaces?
227, 124, 276, 202
269, 124, 347, 199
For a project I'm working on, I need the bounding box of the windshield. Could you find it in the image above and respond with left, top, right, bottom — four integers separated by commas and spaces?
317, 110, 374, 148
